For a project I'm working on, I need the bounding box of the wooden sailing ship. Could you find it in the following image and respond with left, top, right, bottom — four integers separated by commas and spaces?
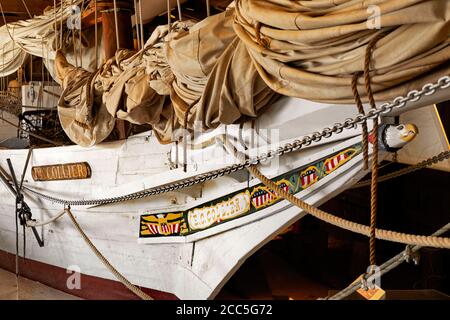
0, 0, 449, 300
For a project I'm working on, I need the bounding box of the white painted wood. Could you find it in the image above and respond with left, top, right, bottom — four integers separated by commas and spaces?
0, 96, 428, 299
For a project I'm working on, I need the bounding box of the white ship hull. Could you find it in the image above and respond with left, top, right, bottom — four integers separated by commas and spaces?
0, 94, 442, 299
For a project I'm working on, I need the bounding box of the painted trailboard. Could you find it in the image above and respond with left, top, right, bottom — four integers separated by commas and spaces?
139, 143, 362, 239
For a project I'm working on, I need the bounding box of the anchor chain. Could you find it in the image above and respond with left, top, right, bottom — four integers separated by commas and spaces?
21, 75, 450, 207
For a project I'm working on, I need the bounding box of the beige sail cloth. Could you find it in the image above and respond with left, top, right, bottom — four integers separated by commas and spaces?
56, 52, 115, 147
0, 0, 102, 79
233, 0, 450, 103
57, 11, 278, 145
56, 22, 191, 145
57, 1, 450, 146
166, 9, 278, 128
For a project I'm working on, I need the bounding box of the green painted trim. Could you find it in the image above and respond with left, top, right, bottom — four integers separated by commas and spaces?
140, 143, 362, 238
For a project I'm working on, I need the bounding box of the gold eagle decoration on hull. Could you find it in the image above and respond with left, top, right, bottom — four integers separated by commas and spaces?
139, 144, 362, 238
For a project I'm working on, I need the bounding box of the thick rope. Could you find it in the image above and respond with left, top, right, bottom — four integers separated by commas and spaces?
26, 209, 67, 227
369, 120, 378, 266
66, 208, 153, 300
364, 32, 385, 267
351, 73, 369, 170
247, 165, 450, 249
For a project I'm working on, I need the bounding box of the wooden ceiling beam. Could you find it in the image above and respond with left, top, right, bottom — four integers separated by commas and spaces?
0, 0, 55, 26
0, 0, 55, 14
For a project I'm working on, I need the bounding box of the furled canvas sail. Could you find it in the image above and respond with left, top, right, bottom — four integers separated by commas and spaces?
0, 0, 186, 79
55, 1, 450, 147
233, 0, 450, 103
0, 0, 102, 78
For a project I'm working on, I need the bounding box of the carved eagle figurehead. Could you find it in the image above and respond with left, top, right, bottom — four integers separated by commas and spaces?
372, 123, 419, 152
385, 123, 418, 149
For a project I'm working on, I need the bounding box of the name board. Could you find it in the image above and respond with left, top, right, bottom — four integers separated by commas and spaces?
32, 162, 91, 181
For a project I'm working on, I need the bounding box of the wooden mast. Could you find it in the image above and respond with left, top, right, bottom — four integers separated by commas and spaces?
82, 0, 134, 139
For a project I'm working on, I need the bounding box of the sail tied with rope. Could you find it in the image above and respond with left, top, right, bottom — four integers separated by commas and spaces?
0, 0, 448, 147
50, 0, 450, 147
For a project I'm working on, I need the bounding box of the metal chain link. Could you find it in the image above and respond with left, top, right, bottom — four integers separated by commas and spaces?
23, 76, 450, 207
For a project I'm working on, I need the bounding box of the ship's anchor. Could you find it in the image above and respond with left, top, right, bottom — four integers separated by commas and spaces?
5, 157, 44, 247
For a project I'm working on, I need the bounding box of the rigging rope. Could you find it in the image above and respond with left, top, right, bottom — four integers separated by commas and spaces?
364, 32, 386, 268
113, 0, 120, 51
138, 0, 144, 50
133, 0, 140, 50
20, 148, 32, 263
20, 0, 32, 19
60, 0, 64, 50
177, 0, 183, 21
94, 0, 98, 67
71, 6, 78, 68
65, 207, 153, 300
26, 209, 67, 227
79, 0, 86, 67
167, 0, 172, 34
352, 150, 450, 188
54, 0, 58, 50
206, 0, 211, 17
246, 164, 450, 249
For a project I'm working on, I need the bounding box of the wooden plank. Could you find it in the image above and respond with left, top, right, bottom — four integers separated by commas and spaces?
0, 267, 82, 300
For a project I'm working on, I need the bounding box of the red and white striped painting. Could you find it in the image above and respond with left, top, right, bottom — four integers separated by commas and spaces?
145, 222, 180, 235
324, 151, 350, 173
300, 166, 318, 188
251, 182, 290, 209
